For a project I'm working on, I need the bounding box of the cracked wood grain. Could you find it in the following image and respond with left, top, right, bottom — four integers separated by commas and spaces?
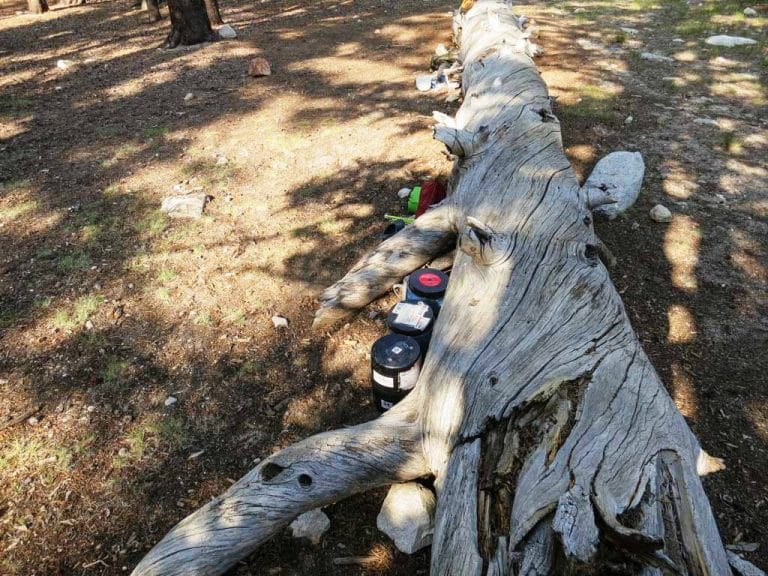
133, 1, 765, 575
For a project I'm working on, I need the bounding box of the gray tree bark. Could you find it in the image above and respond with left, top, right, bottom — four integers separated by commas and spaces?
132, 2, 764, 575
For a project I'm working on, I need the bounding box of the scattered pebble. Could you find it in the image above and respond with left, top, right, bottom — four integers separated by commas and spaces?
743, 7, 757, 17
435, 43, 449, 56
56, 59, 75, 70
184, 92, 194, 101
160, 193, 210, 219
624, 115, 633, 124
714, 194, 727, 205
620, 27, 639, 36
27, 416, 39, 425
289, 509, 330, 545
248, 57, 271, 77
271, 315, 288, 328
649, 204, 672, 223
85, 319, 94, 330
217, 24, 237, 39
640, 52, 675, 63
397, 187, 411, 199
164, 396, 178, 407
705, 35, 757, 47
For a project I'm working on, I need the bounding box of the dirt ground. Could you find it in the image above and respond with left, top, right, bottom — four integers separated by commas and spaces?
0, 0, 765, 574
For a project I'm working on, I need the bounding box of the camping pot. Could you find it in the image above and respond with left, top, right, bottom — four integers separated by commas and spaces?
370, 334, 421, 412
386, 300, 434, 358
405, 268, 449, 313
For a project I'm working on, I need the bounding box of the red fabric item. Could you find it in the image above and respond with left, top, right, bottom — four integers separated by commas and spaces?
415, 180, 447, 217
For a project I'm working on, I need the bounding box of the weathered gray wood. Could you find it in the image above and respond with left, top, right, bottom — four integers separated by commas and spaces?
131, 403, 426, 575
133, 2, 766, 575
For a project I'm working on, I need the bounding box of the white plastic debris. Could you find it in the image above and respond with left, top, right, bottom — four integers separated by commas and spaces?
397, 187, 411, 199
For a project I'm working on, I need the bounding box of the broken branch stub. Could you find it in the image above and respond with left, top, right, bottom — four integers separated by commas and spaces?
132, 1, 765, 575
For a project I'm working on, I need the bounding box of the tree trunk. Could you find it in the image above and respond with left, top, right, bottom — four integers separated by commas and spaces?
164, 0, 214, 49
132, 2, 765, 575
143, 0, 161, 23
27, 0, 48, 14
203, 0, 222, 27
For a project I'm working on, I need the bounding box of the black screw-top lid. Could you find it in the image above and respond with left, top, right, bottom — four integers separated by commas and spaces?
387, 301, 434, 336
408, 268, 449, 298
371, 334, 421, 371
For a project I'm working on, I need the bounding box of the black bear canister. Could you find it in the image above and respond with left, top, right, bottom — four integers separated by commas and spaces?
370, 334, 421, 412
386, 300, 434, 358
405, 268, 449, 313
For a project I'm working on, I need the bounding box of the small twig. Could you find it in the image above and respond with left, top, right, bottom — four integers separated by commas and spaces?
81, 559, 109, 569
333, 556, 380, 567
0, 404, 42, 432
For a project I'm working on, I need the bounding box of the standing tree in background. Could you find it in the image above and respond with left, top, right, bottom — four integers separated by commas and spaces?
204, 0, 222, 26
143, 0, 161, 23
27, 0, 48, 14
164, 0, 214, 48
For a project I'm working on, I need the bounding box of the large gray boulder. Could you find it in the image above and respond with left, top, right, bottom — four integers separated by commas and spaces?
583, 151, 645, 220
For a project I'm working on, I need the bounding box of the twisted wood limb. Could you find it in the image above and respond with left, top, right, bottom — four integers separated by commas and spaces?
313, 202, 459, 329
131, 402, 427, 576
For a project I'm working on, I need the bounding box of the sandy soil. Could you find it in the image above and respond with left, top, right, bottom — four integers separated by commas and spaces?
0, 0, 765, 574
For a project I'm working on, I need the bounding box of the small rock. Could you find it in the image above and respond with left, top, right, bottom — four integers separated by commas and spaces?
693, 117, 718, 126
271, 315, 288, 329
27, 416, 39, 426
397, 187, 411, 199
435, 43, 449, 56
85, 319, 94, 330
118, 447, 129, 457
640, 52, 675, 63
217, 24, 237, 39
583, 151, 645, 220
620, 27, 639, 36
705, 35, 757, 47
650, 204, 672, 223
377, 483, 436, 554
248, 57, 272, 77
714, 194, 727, 205
184, 92, 194, 101
289, 509, 330, 545
216, 155, 228, 166
164, 396, 178, 407
631, 221, 640, 230
367, 310, 379, 319
56, 59, 75, 70
743, 7, 757, 17
672, 38, 685, 43
415, 75, 433, 92
624, 115, 633, 125
160, 193, 209, 219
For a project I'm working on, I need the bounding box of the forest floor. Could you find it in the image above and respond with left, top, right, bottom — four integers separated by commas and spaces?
0, 0, 766, 574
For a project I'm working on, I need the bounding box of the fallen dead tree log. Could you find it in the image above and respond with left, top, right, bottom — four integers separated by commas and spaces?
132, 2, 763, 575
